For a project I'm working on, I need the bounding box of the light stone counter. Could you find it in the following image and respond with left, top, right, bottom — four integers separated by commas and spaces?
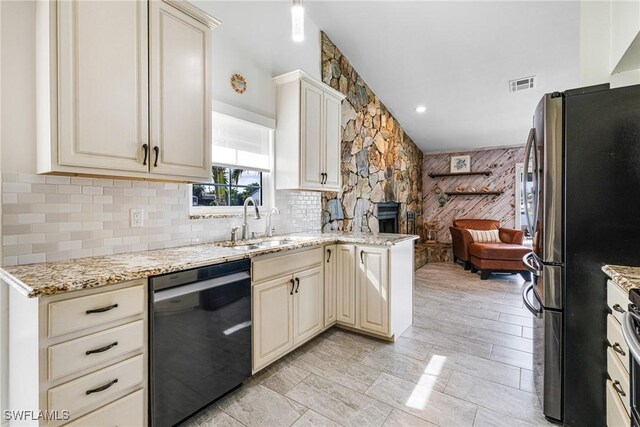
603, 264, 640, 293
1, 232, 418, 298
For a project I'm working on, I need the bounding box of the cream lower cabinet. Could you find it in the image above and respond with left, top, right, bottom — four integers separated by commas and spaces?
606, 280, 631, 426
6, 280, 147, 426
252, 248, 324, 373
324, 245, 338, 327
36, 0, 217, 182
334, 242, 413, 340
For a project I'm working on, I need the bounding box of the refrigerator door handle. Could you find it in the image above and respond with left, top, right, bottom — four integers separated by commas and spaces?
622, 312, 640, 363
523, 128, 536, 236
522, 283, 543, 318
522, 252, 542, 277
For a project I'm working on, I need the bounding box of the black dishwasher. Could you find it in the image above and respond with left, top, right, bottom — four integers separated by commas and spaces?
149, 259, 251, 427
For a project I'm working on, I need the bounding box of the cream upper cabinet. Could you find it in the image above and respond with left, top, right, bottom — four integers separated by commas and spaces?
36, 0, 217, 182
252, 276, 295, 372
336, 244, 357, 326
358, 246, 390, 336
149, 1, 212, 179
293, 266, 324, 345
55, 0, 149, 173
274, 70, 345, 192
324, 245, 338, 327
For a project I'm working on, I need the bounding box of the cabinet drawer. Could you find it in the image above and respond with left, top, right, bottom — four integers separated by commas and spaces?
607, 347, 630, 415
608, 314, 630, 373
64, 389, 144, 427
48, 354, 144, 416
49, 320, 144, 381
49, 284, 144, 337
608, 280, 628, 324
252, 247, 322, 283
607, 379, 631, 427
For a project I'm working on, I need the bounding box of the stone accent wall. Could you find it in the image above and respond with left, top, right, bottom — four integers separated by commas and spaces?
320, 33, 423, 237
422, 146, 525, 242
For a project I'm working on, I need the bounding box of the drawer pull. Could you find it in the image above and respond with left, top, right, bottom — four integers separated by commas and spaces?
612, 380, 626, 397
85, 341, 119, 356
85, 378, 118, 395
613, 304, 626, 314
86, 304, 119, 315
612, 342, 626, 356
294, 277, 300, 293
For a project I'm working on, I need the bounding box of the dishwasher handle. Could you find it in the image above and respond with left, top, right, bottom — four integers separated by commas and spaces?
153, 271, 250, 303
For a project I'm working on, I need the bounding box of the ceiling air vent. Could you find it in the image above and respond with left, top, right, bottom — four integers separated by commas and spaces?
509, 76, 536, 93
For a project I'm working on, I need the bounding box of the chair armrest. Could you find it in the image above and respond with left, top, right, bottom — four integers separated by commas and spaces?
499, 228, 524, 245
450, 226, 474, 261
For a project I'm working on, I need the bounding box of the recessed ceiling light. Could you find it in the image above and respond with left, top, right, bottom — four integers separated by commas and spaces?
416, 105, 427, 113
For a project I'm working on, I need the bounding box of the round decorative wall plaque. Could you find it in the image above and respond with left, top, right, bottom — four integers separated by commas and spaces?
231, 73, 247, 94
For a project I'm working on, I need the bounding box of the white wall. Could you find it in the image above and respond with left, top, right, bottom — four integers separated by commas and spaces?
580, 0, 640, 87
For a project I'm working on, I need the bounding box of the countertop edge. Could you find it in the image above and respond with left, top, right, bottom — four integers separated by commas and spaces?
4, 234, 420, 298
602, 264, 640, 293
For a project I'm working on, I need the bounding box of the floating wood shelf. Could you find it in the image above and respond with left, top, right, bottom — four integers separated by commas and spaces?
429, 171, 492, 178
445, 191, 503, 196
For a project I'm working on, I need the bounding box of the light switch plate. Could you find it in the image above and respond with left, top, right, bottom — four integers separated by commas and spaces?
130, 208, 144, 228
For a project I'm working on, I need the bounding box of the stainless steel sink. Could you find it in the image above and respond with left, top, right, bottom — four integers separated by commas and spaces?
258, 239, 294, 247
231, 244, 260, 250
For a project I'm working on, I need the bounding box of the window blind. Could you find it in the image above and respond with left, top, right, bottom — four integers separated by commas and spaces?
211, 112, 272, 172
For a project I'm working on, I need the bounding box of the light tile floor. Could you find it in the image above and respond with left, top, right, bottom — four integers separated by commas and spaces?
182, 263, 554, 427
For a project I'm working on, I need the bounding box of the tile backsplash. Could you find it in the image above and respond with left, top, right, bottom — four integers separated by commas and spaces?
1, 172, 321, 266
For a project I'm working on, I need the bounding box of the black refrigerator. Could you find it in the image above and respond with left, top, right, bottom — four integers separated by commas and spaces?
521, 84, 640, 426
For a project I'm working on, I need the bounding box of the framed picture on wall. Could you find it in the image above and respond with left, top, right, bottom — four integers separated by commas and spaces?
450, 155, 471, 173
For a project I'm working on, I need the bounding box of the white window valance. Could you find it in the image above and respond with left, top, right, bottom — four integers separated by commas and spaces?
211, 112, 272, 172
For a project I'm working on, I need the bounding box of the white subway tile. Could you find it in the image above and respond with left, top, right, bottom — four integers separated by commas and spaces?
45, 176, 70, 185
82, 186, 103, 195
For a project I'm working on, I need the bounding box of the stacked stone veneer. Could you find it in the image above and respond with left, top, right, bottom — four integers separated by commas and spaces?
320, 33, 424, 237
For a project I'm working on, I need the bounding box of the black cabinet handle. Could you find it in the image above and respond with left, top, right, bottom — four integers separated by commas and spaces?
86, 378, 118, 395
326, 249, 332, 263
360, 251, 364, 264
324, 173, 327, 184
142, 144, 149, 166
86, 304, 118, 315
294, 277, 300, 293
612, 380, 626, 397
290, 279, 295, 295
613, 304, 626, 314
86, 341, 118, 355
153, 146, 160, 167
612, 342, 626, 356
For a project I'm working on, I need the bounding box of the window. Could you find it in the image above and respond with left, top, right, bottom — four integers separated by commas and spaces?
192, 168, 263, 207
191, 111, 274, 214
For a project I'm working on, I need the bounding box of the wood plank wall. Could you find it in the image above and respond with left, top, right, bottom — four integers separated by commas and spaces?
422, 146, 525, 242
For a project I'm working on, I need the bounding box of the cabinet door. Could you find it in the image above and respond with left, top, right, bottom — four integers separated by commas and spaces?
149, 1, 212, 180
323, 93, 342, 191
57, 0, 149, 172
252, 276, 295, 372
300, 81, 324, 190
293, 267, 324, 345
336, 244, 357, 326
324, 245, 337, 327
358, 246, 390, 336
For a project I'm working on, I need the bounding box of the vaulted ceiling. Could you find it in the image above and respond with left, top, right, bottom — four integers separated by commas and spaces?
195, 1, 581, 153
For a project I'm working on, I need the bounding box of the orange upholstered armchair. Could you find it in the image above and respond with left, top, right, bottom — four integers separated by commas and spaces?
449, 219, 524, 270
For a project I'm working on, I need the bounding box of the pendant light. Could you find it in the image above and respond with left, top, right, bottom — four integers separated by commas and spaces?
291, 0, 304, 42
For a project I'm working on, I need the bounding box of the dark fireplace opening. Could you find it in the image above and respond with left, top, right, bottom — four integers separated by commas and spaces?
377, 202, 399, 233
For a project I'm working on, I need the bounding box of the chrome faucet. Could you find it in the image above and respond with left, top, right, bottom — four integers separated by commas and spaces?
242, 197, 261, 240
265, 207, 280, 237
230, 226, 241, 243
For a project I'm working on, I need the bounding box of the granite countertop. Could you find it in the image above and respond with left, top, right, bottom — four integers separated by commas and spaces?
0, 232, 418, 298
603, 265, 640, 293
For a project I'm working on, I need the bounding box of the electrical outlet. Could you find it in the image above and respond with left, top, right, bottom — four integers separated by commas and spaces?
130, 208, 144, 228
